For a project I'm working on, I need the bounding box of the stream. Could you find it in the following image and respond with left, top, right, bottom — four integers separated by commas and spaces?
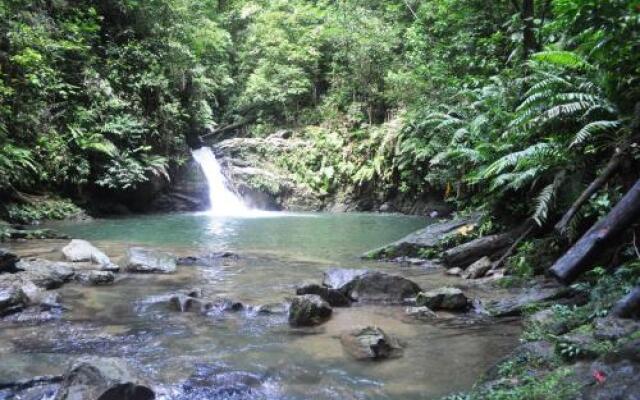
1, 212, 521, 399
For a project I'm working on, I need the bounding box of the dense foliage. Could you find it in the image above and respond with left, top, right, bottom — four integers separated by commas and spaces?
1, 0, 232, 196
2, 1, 638, 223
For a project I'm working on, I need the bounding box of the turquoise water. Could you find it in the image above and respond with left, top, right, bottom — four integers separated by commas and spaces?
49, 212, 429, 263
2, 212, 521, 400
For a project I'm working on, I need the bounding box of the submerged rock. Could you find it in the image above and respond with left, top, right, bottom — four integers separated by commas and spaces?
169, 294, 212, 313
322, 268, 368, 291
416, 287, 469, 311
343, 272, 421, 304
167, 290, 243, 315
253, 302, 288, 315
296, 283, 351, 307
288, 295, 332, 327
181, 363, 265, 400
75, 271, 115, 286
404, 306, 437, 321
177, 252, 238, 267
0, 375, 63, 400
54, 356, 155, 400
362, 215, 481, 260
340, 326, 403, 361
62, 240, 117, 270
125, 248, 176, 274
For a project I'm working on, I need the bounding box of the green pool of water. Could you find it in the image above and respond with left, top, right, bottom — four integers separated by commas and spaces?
2, 212, 521, 400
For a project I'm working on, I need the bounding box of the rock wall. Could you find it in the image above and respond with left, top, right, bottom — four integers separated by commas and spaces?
151, 133, 450, 215
149, 158, 210, 212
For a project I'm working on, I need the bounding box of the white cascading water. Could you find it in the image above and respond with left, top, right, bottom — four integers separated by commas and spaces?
192, 147, 251, 216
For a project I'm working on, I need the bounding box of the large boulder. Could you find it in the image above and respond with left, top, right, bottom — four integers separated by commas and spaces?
288, 295, 332, 327
54, 356, 154, 400
322, 268, 368, 291
340, 327, 403, 361
343, 272, 421, 304
362, 215, 481, 260
62, 240, 117, 271
14, 258, 75, 289
416, 287, 469, 311
150, 157, 209, 212
296, 284, 351, 307
124, 248, 176, 274
0, 249, 19, 274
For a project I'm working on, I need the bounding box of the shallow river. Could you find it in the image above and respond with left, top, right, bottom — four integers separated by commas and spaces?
1, 212, 520, 399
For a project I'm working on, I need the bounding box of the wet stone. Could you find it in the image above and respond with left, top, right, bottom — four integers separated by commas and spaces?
62, 239, 117, 271
322, 268, 369, 291
288, 295, 332, 327
0, 249, 20, 274
75, 271, 115, 286
54, 356, 155, 400
125, 248, 177, 274
343, 272, 422, 304
416, 287, 469, 311
340, 326, 403, 361
296, 283, 351, 307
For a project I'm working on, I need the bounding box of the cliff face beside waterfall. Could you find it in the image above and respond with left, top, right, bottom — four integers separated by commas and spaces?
149, 131, 450, 216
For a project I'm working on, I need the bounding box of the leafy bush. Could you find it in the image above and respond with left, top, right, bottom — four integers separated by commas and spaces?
6, 198, 84, 224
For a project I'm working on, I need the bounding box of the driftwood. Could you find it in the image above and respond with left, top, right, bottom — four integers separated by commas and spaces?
555, 149, 625, 235
550, 178, 640, 284
611, 286, 640, 319
443, 231, 517, 268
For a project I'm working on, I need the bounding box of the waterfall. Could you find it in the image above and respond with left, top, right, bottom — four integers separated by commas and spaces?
192, 147, 251, 216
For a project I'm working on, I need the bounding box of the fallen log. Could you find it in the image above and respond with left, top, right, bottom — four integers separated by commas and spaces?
555, 149, 625, 235
443, 231, 517, 268
201, 115, 258, 139
611, 286, 640, 319
550, 178, 640, 284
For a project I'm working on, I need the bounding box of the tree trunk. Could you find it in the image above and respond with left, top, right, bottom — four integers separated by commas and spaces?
443, 231, 518, 268
555, 149, 625, 235
522, 0, 537, 59
201, 116, 257, 140
550, 178, 640, 284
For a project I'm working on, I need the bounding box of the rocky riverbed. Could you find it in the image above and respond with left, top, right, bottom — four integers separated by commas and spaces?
2, 212, 635, 399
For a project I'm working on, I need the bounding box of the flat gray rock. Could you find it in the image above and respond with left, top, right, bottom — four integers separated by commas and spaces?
362, 215, 481, 260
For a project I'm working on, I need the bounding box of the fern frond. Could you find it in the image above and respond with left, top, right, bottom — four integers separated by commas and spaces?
533, 182, 555, 226
532, 51, 592, 70
571, 120, 621, 147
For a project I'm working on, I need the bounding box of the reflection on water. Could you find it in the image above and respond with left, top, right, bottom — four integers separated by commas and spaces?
1, 213, 522, 399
